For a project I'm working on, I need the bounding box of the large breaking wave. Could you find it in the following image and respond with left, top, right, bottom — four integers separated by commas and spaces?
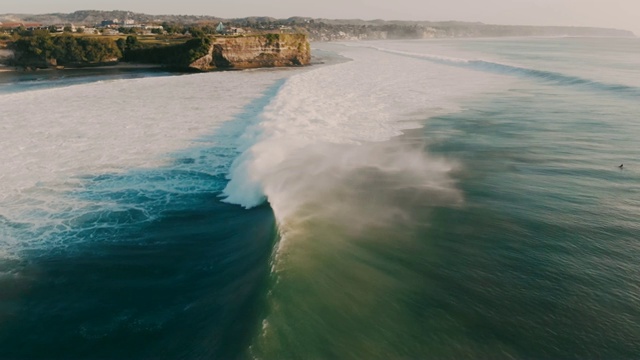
218, 43, 510, 358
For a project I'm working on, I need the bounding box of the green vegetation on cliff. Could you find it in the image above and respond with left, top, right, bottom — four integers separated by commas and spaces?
123, 36, 211, 69
6, 31, 209, 69
5, 31, 310, 71
123, 33, 310, 70
9, 31, 121, 67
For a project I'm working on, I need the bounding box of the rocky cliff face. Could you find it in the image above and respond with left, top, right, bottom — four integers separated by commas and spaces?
188, 34, 310, 71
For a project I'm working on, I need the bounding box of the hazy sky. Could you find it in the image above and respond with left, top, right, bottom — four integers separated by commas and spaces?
3, 0, 639, 35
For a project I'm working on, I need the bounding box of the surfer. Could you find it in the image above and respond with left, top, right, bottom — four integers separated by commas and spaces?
619, 164, 624, 169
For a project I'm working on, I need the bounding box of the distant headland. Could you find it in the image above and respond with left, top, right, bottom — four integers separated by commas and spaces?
3, 31, 310, 71
0, 10, 635, 41
0, 10, 634, 71
0, 12, 314, 71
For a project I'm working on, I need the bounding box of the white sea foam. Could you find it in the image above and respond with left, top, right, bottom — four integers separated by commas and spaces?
0, 69, 297, 255
222, 43, 510, 222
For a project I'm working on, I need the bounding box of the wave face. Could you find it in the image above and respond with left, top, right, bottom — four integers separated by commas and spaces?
230, 39, 640, 359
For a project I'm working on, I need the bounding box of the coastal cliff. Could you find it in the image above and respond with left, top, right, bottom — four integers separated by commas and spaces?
188, 34, 310, 71
6, 33, 310, 71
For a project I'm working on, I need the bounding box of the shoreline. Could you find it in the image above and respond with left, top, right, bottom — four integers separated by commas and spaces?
0, 62, 165, 74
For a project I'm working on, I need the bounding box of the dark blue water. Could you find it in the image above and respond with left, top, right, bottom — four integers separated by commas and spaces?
0, 200, 276, 359
0, 79, 284, 359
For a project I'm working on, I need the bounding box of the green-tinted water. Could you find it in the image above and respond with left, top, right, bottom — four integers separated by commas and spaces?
250, 39, 640, 359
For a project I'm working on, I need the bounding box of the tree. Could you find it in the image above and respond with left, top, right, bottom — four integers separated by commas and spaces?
125, 35, 140, 49
115, 38, 126, 53
9, 32, 123, 66
188, 27, 205, 38
118, 27, 139, 35
161, 22, 184, 35
12, 26, 27, 37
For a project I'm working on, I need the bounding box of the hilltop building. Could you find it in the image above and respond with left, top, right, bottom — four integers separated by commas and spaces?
101, 19, 120, 27
216, 22, 226, 34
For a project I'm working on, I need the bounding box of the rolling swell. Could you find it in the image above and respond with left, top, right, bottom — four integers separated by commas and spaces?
371, 46, 640, 97
468, 59, 640, 96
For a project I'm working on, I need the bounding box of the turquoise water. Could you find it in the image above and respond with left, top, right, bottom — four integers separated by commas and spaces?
1, 38, 640, 359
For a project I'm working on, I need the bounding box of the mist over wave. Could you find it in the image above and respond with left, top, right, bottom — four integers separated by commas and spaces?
222, 44, 507, 217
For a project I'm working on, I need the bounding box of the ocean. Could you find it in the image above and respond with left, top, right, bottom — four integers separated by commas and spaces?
1, 37, 639, 359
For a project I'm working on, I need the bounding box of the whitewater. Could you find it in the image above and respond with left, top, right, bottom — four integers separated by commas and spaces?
1, 37, 640, 359
0, 43, 505, 257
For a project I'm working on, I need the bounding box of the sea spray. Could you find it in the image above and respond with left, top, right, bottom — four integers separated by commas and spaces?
230, 118, 470, 357
222, 43, 507, 212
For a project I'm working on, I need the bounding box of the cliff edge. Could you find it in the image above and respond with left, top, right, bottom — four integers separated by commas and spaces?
189, 34, 310, 71
6, 33, 311, 71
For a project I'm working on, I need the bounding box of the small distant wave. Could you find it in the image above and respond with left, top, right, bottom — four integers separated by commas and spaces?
370, 46, 640, 97
468, 60, 640, 95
